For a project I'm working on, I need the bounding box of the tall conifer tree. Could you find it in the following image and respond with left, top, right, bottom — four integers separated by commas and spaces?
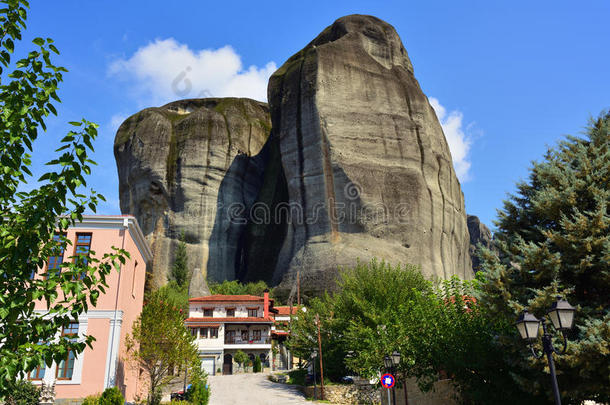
479, 112, 609, 404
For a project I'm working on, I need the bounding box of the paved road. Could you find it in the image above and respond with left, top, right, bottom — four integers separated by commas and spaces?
208, 373, 318, 405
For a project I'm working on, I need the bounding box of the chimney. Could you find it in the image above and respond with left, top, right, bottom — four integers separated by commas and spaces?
263, 289, 269, 319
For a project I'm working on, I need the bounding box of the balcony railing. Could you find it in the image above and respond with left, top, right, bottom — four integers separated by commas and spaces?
224, 337, 271, 345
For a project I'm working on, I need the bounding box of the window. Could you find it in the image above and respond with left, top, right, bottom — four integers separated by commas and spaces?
226, 308, 235, 317
247, 308, 258, 317
241, 330, 249, 341
203, 308, 213, 317
252, 330, 261, 341
47, 234, 66, 277
73, 233, 92, 279
28, 365, 45, 380
131, 261, 138, 298
56, 322, 78, 380
199, 328, 208, 339
190, 328, 197, 337
210, 327, 218, 338
226, 330, 235, 343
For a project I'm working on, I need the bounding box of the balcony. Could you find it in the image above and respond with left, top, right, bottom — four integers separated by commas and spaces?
224, 337, 271, 345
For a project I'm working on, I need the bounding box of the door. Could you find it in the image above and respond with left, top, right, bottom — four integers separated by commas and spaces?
223, 353, 233, 375
201, 357, 215, 376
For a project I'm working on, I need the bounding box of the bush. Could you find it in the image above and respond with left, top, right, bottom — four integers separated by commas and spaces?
186, 380, 210, 405
99, 387, 124, 405
4, 380, 40, 405
253, 356, 262, 373
82, 394, 101, 405
288, 368, 307, 386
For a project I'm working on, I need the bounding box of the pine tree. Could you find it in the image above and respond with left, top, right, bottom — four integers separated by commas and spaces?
171, 233, 189, 288
479, 111, 610, 404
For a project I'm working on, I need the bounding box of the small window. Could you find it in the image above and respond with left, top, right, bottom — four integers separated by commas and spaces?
131, 261, 138, 298
203, 308, 213, 317
210, 328, 218, 338
199, 328, 208, 339
47, 234, 66, 277
252, 330, 261, 341
28, 365, 45, 380
226, 308, 235, 317
73, 233, 92, 279
247, 308, 258, 317
241, 330, 249, 341
56, 322, 78, 380
190, 328, 197, 337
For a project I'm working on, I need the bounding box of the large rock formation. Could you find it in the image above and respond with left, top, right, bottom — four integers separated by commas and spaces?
467, 215, 493, 273
114, 98, 272, 289
267, 15, 472, 296
114, 15, 475, 297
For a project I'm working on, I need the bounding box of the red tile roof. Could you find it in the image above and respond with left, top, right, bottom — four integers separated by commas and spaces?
275, 306, 299, 315
185, 317, 274, 324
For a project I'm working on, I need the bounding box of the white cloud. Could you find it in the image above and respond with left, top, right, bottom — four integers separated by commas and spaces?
109, 113, 127, 131
108, 38, 276, 105
429, 97, 473, 182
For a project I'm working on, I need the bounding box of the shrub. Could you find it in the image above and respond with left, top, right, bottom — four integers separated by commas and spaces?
82, 394, 101, 405
253, 356, 262, 373
186, 380, 210, 405
4, 380, 41, 405
288, 368, 307, 386
99, 387, 124, 405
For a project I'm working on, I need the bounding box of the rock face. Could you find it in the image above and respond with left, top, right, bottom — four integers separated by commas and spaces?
114, 98, 272, 290
114, 15, 475, 297
267, 14, 472, 296
467, 215, 493, 272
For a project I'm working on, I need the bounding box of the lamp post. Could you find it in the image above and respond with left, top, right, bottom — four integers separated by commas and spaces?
515, 297, 576, 405
311, 350, 317, 400
383, 351, 401, 405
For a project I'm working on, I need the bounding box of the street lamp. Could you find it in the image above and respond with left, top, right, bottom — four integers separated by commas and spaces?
383, 351, 401, 405
311, 350, 318, 400
515, 297, 576, 405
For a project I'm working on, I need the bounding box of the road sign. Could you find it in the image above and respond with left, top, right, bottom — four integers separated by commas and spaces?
380, 373, 395, 389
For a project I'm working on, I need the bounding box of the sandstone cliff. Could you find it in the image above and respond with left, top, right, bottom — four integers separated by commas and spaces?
467, 215, 493, 273
114, 98, 271, 290
115, 15, 475, 297
267, 15, 472, 296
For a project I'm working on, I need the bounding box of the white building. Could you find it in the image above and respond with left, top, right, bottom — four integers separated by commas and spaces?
186, 291, 276, 375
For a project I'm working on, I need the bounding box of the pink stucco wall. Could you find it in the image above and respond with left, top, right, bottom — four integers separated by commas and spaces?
33, 217, 149, 401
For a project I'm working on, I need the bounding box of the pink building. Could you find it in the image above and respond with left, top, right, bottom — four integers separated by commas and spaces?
31, 215, 152, 402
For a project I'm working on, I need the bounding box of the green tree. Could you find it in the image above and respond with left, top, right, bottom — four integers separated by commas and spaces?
234, 350, 248, 371
125, 288, 200, 405
170, 233, 189, 287
3, 380, 40, 405
0, 1, 128, 394
479, 112, 610, 404
253, 355, 262, 373
209, 280, 271, 297
99, 387, 124, 405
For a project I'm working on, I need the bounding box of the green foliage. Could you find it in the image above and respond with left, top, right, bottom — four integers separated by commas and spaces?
99, 387, 124, 405
3, 380, 40, 405
233, 350, 248, 370
287, 368, 307, 386
170, 233, 189, 287
81, 394, 100, 405
479, 111, 610, 404
125, 289, 199, 405
209, 279, 270, 296
0, 1, 129, 394
157, 280, 188, 316
253, 355, 262, 372
186, 379, 210, 405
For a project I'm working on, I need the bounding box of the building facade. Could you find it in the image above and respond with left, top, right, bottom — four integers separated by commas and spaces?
271, 306, 298, 370
186, 292, 277, 375
31, 216, 152, 402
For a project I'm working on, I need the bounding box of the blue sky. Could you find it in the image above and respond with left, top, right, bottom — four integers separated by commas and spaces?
20, 0, 610, 229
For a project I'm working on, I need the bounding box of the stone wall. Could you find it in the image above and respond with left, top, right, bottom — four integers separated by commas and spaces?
302, 383, 380, 404
383, 378, 458, 405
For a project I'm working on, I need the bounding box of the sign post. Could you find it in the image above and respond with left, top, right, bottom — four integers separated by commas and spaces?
381, 373, 395, 405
